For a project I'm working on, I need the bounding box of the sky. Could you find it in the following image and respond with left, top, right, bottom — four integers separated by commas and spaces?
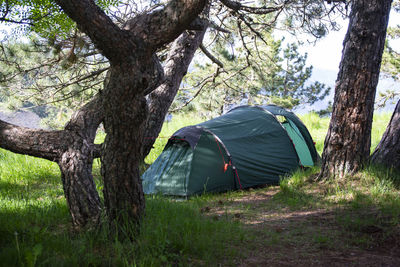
301, 10, 400, 71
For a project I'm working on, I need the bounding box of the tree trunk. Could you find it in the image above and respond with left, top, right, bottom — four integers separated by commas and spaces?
0, 95, 103, 227
142, 29, 206, 158
58, 142, 102, 226
1, 0, 207, 228
319, 0, 392, 179
100, 55, 163, 225
0, 27, 208, 227
58, 96, 104, 226
371, 99, 400, 170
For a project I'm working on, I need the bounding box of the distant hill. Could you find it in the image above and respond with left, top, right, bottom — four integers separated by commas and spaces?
298, 67, 400, 114
0, 110, 42, 129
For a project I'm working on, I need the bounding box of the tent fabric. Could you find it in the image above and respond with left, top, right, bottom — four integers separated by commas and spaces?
281, 121, 314, 167
142, 105, 319, 196
198, 106, 300, 188
173, 126, 203, 149
262, 105, 319, 163
142, 141, 193, 196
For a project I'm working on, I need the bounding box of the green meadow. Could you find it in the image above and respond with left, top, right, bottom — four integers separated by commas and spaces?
1, 112, 399, 266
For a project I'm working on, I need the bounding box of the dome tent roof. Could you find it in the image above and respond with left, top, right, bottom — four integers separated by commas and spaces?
142, 105, 319, 196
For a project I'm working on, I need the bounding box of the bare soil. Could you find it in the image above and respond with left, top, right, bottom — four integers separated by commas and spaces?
201, 186, 400, 266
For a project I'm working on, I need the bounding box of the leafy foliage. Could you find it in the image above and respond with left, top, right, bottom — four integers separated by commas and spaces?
0, 36, 108, 128
175, 32, 330, 118
379, 0, 400, 107
0, 0, 119, 39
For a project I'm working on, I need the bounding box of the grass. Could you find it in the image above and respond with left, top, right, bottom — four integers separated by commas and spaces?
144, 114, 204, 164
0, 148, 246, 266
1, 111, 399, 266
299, 111, 391, 155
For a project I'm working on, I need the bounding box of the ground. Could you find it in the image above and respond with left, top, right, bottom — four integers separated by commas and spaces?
1, 147, 399, 266
198, 171, 400, 266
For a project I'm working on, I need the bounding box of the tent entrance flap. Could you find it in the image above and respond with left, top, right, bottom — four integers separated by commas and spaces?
282, 120, 314, 167
142, 141, 193, 196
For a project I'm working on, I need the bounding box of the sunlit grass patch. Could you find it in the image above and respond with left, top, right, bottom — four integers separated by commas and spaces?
371, 112, 392, 152
298, 111, 391, 155
298, 112, 329, 154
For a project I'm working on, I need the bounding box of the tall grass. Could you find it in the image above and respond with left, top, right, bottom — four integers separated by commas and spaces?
298, 112, 330, 154
0, 147, 244, 266
299, 111, 391, 155
0, 111, 395, 266
371, 111, 392, 152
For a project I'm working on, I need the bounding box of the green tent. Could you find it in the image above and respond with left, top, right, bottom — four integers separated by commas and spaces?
142, 105, 319, 196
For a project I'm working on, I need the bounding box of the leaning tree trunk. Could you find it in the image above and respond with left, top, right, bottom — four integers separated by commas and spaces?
57, 96, 104, 226
142, 29, 207, 158
319, 0, 392, 179
0, 95, 103, 227
0, 27, 208, 228
371, 99, 400, 170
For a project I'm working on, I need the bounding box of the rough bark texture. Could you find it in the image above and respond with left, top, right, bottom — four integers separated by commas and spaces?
319, 0, 392, 179
142, 29, 206, 158
58, 96, 103, 226
0, 121, 65, 161
58, 143, 101, 227
371, 99, 400, 170
55, 0, 207, 61
54, 0, 207, 226
0, 95, 103, 226
0, 0, 207, 228
100, 62, 156, 224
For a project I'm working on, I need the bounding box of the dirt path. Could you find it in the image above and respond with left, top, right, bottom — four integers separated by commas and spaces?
202, 186, 400, 266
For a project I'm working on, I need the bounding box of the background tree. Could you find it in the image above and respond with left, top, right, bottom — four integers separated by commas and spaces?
378, 0, 400, 107
319, 0, 393, 179
371, 99, 400, 170
0, 35, 108, 128
175, 39, 330, 117
370, 0, 400, 171
169, 0, 339, 117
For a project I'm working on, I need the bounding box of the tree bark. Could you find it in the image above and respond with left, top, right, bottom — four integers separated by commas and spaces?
1, 0, 208, 228
319, 0, 392, 179
0, 14, 208, 228
371, 99, 400, 170
54, 0, 207, 226
58, 95, 103, 226
0, 27, 208, 224
142, 29, 207, 158
100, 60, 158, 225
58, 143, 101, 227
0, 95, 103, 227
